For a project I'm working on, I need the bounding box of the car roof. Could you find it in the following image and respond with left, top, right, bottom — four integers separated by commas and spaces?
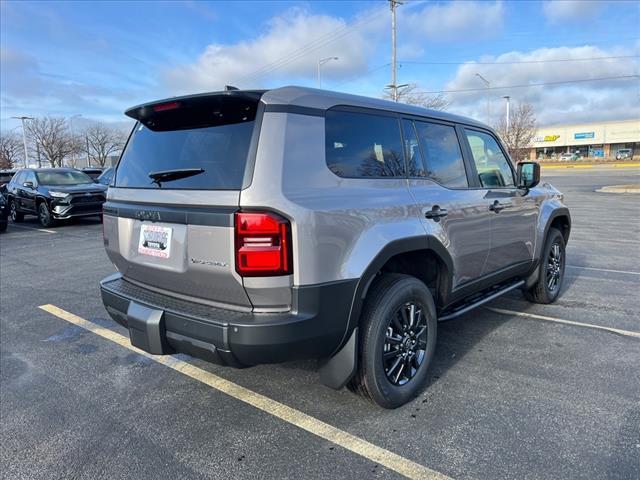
126, 86, 489, 130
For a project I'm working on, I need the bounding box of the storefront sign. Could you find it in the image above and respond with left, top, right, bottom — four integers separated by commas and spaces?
574, 132, 595, 139
543, 135, 560, 142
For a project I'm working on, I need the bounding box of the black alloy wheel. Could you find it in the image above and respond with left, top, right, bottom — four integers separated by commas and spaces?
383, 302, 428, 386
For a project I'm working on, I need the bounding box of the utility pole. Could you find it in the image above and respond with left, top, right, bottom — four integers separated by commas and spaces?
86, 135, 91, 167
389, 0, 404, 101
317, 56, 339, 88
475, 73, 491, 124
11, 116, 34, 167
36, 142, 42, 168
503, 95, 511, 131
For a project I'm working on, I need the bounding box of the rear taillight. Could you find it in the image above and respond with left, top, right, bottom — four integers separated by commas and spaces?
235, 212, 292, 277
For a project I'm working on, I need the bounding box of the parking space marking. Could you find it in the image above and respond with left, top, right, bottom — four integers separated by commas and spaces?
567, 265, 640, 276
38, 304, 452, 480
9, 224, 57, 234
486, 307, 640, 339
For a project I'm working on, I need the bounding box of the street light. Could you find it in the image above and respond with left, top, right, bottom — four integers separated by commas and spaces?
317, 56, 339, 88
475, 73, 491, 124
11, 116, 34, 167
503, 95, 511, 131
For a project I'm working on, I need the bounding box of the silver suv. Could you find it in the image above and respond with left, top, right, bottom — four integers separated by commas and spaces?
100, 87, 570, 408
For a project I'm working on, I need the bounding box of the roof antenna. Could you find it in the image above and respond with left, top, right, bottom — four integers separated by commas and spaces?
225, 85, 239, 91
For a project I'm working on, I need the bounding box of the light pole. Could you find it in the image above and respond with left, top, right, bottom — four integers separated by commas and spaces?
475, 73, 491, 124
317, 56, 339, 88
11, 116, 34, 167
503, 95, 511, 131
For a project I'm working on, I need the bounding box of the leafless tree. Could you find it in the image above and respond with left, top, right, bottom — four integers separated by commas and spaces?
383, 83, 449, 111
25, 117, 79, 167
495, 102, 537, 163
82, 124, 127, 167
0, 131, 24, 169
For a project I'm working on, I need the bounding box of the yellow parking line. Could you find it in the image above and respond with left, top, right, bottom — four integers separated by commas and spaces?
39, 304, 452, 480
486, 307, 640, 339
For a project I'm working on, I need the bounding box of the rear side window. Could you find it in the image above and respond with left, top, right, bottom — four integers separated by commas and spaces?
401, 119, 426, 178
414, 121, 467, 187
115, 96, 258, 190
325, 110, 405, 178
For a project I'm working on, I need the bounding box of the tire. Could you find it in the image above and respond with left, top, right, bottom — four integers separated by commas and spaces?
9, 200, 24, 223
351, 273, 437, 409
523, 227, 566, 304
38, 201, 55, 228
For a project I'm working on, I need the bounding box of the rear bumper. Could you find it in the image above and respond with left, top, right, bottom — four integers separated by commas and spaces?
100, 273, 356, 367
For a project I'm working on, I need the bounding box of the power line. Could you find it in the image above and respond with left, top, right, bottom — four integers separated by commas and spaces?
407, 75, 639, 95
333, 63, 391, 88
237, 7, 387, 84
398, 55, 640, 65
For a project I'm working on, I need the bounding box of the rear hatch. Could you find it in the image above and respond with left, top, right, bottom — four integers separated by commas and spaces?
103, 91, 263, 309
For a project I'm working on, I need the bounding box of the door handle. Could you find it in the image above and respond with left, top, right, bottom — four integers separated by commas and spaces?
489, 200, 510, 213
424, 206, 448, 222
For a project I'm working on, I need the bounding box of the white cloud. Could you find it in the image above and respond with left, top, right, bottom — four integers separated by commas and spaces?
402, 1, 504, 42
440, 45, 640, 125
542, 0, 606, 23
163, 8, 377, 94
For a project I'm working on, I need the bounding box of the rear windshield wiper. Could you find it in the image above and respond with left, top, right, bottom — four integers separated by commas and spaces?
148, 168, 204, 186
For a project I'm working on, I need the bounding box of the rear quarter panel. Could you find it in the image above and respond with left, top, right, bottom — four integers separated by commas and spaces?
240, 111, 427, 287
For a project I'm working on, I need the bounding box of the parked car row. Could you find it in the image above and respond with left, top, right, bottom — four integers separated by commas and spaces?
0, 166, 113, 230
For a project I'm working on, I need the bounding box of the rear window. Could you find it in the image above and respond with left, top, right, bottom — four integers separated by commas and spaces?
115, 95, 258, 190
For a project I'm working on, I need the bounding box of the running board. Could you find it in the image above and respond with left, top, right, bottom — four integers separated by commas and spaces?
438, 280, 525, 322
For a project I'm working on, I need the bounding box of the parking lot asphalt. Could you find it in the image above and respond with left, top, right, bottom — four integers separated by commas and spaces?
1, 168, 639, 480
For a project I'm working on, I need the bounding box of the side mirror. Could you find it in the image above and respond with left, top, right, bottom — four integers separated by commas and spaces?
22, 181, 35, 189
517, 162, 540, 190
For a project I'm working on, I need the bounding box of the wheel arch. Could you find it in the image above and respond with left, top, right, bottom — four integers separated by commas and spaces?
347, 236, 454, 335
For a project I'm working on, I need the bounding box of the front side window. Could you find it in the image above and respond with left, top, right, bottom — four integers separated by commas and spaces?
25, 171, 37, 185
465, 130, 515, 188
414, 121, 468, 188
325, 110, 405, 178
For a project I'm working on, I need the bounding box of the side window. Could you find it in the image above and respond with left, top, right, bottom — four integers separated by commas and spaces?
26, 172, 37, 185
465, 130, 515, 188
14, 171, 26, 185
401, 119, 426, 177
414, 121, 468, 188
325, 110, 405, 178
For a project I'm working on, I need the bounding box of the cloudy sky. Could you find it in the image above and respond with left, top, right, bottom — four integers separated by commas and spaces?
1, 0, 639, 130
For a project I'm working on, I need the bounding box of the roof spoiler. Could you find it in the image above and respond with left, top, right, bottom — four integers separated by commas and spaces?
124, 90, 265, 122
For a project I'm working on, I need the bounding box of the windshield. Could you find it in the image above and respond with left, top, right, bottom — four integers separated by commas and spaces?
36, 170, 94, 185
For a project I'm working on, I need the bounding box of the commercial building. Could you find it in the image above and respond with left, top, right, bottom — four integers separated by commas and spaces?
529, 119, 640, 160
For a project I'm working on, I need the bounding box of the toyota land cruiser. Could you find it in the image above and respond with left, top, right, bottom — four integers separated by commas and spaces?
100, 87, 570, 408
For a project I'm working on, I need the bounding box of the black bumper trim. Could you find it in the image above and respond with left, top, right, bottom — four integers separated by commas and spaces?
100, 274, 357, 367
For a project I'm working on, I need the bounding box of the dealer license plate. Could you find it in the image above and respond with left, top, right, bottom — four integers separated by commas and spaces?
138, 224, 172, 259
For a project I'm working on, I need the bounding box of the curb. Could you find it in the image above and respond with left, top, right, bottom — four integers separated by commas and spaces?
596, 185, 640, 194
542, 163, 640, 170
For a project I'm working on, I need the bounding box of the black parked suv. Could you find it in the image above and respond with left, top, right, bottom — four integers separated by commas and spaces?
0, 169, 17, 194
82, 167, 106, 180
6, 168, 107, 227
0, 194, 8, 233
